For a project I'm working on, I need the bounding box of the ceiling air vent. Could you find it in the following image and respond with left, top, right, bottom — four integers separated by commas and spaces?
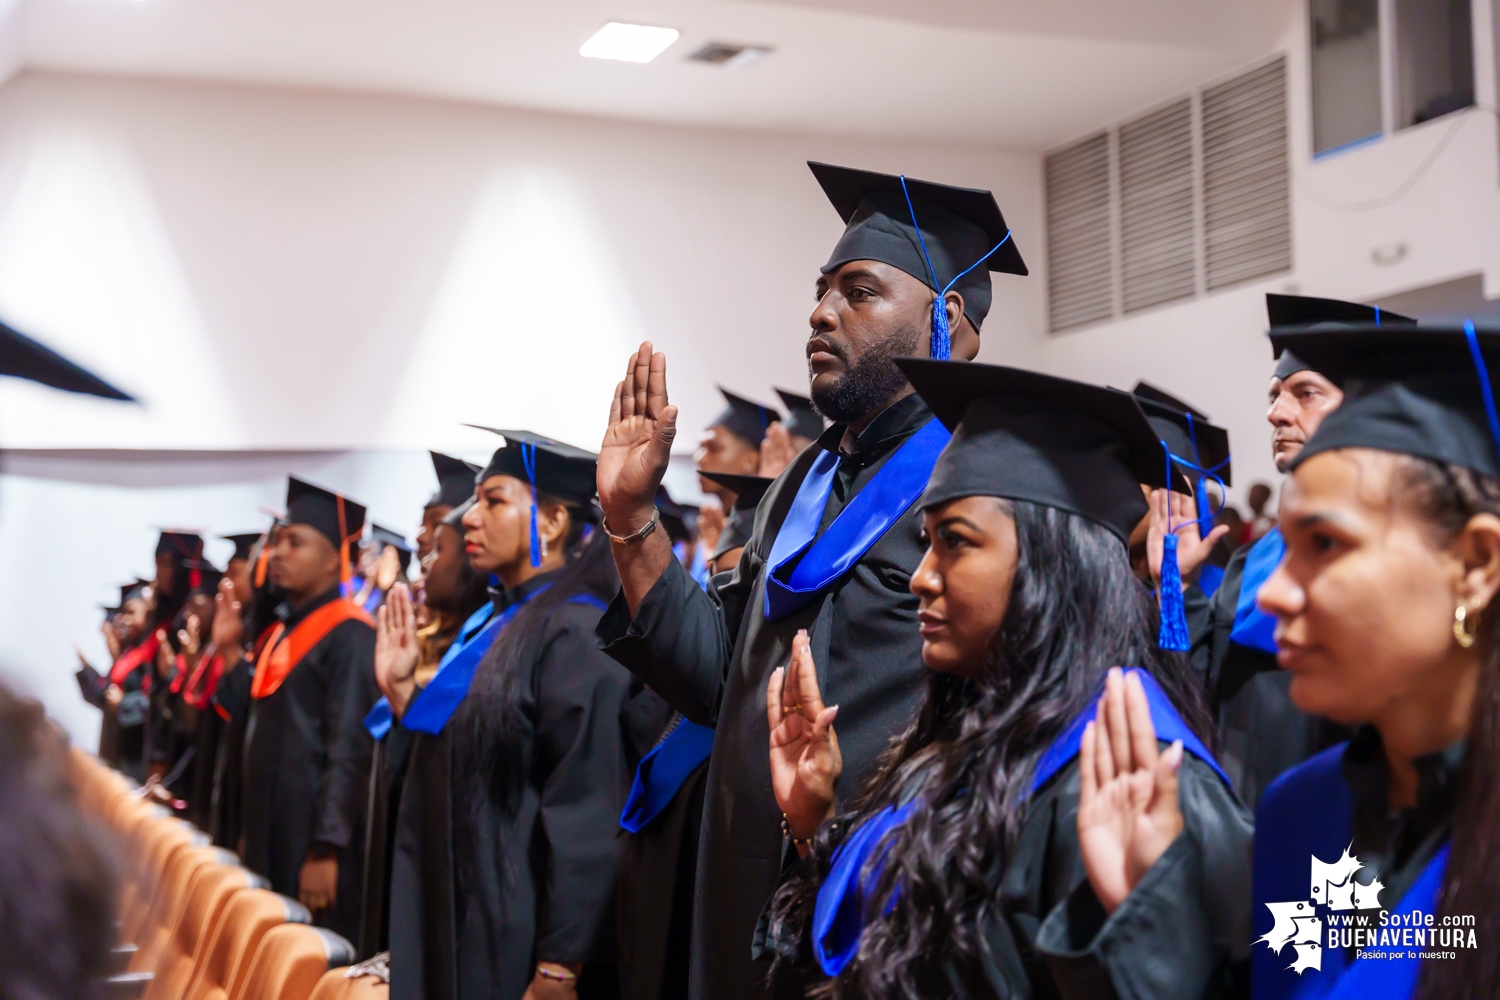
687, 42, 773, 68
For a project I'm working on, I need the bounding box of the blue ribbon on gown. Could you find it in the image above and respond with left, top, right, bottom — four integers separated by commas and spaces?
764, 419, 950, 622
618, 715, 716, 833
813, 667, 1226, 976
363, 600, 499, 739
1253, 744, 1450, 1000
1230, 526, 1285, 655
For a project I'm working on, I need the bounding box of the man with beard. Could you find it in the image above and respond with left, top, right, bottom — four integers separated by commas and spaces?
1172, 293, 1413, 808
595, 162, 1026, 1000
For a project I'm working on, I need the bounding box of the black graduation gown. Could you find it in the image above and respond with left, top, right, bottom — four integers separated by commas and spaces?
616, 689, 703, 1000
112, 659, 152, 782
387, 573, 633, 1000
761, 753, 1254, 999
596, 395, 935, 1000
240, 588, 379, 943
188, 700, 224, 830
359, 719, 415, 958
211, 659, 253, 849
1191, 544, 1347, 809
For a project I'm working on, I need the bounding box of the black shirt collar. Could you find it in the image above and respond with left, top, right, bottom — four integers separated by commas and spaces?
491, 565, 565, 613
1343, 724, 1464, 870
823, 392, 932, 466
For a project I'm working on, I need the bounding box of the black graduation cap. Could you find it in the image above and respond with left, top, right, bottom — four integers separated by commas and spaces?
1130, 381, 1232, 488
654, 486, 698, 546
428, 452, 480, 510
222, 533, 262, 563
439, 497, 474, 533
0, 319, 135, 400
283, 477, 367, 554
119, 579, 152, 606
1266, 294, 1417, 380
897, 359, 1184, 545
775, 388, 826, 442
156, 530, 205, 560
698, 471, 775, 513
712, 388, 780, 447
1274, 323, 1500, 478
466, 427, 598, 507
810, 162, 1027, 336
180, 558, 224, 597
370, 524, 413, 573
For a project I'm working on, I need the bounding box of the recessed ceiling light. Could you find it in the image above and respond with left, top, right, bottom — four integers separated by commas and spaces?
580, 22, 680, 64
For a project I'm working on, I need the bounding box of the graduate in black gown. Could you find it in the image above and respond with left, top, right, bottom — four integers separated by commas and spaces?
385, 431, 632, 1000
239, 477, 379, 943
1248, 323, 1500, 999
595, 162, 1028, 1000
359, 501, 488, 959
83, 581, 152, 774
210, 529, 280, 850
762, 359, 1253, 999
418, 453, 481, 563
699, 470, 774, 577
1174, 295, 1409, 808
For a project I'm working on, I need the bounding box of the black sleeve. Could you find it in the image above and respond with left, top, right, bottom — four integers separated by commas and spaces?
595, 550, 757, 726
535, 609, 634, 964
313, 621, 379, 851
212, 660, 254, 723
1201, 548, 1248, 709
1035, 758, 1254, 1000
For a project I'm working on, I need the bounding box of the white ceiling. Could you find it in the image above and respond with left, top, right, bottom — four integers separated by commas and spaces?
11, 0, 1294, 149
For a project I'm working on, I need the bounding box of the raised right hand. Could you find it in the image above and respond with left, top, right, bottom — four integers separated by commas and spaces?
376, 583, 421, 713
767, 630, 841, 850
598, 342, 678, 535
211, 578, 244, 666
1145, 488, 1228, 588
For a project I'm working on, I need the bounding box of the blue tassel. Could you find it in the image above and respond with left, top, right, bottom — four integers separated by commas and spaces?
529, 503, 541, 568
930, 296, 951, 360
1158, 533, 1191, 651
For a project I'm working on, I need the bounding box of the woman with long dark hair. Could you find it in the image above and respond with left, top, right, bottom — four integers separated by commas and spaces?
762, 360, 1253, 998
1245, 324, 1500, 1000
385, 431, 633, 1000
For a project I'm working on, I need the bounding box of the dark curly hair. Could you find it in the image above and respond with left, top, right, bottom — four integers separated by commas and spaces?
768, 498, 1210, 998
0, 685, 119, 1000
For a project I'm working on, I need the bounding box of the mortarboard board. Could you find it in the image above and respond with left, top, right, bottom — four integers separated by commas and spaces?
467, 428, 599, 568
283, 477, 368, 569
698, 471, 775, 514
440, 497, 474, 533
1130, 381, 1232, 488
428, 452, 480, 510
0, 318, 135, 400
156, 530, 205, 560
1275, 323, 1500, 478
897, 358, 1183, 545
120, 579, 152, 606
811, 162, 1027, 358
1266, 294, 1416, 380
712, 388, 780, 447
222, 533, 262, 563
775, 388, 826, 442
370, 524, 414, 574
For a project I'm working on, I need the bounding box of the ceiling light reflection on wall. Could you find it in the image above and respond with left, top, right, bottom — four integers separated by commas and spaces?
580, 23, 680, 64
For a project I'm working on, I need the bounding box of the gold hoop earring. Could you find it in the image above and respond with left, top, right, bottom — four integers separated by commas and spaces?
1454, 604, 1479, 648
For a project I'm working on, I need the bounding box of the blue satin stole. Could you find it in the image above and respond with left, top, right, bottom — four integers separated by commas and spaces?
813, 667, 1224, 976
1231, 526, 1285, 655
1253, 744, 1450, 1000
763, 418, 949, 623
363, 600, 498, 740
618, 715, 715, 833
1200, 563, 1226, 598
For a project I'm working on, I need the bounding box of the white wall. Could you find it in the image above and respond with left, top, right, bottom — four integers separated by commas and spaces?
0, 69, 1044, 744
0, 70, 1044, 455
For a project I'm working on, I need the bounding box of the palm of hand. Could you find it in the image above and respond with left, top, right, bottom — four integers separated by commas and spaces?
599, 343, 676, 524
769, 710, 838, 819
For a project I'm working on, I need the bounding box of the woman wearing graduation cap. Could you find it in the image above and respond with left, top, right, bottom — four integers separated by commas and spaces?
1243, 322, 1500, 999
384, 430, 632, 1000
761, 360, 1253, 999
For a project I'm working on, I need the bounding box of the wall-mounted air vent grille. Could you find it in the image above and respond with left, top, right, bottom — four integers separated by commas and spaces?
1043, 56, 1290, 333
1044, 133, 1113, 332
1119, 98, 1196, 313
1202, 58, 1291, 290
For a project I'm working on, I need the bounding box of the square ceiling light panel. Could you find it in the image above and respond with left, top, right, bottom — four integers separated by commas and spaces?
580, 22, 681, 63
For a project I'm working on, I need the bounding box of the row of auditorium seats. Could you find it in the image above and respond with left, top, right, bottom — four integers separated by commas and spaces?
69, 748, 387, 1000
